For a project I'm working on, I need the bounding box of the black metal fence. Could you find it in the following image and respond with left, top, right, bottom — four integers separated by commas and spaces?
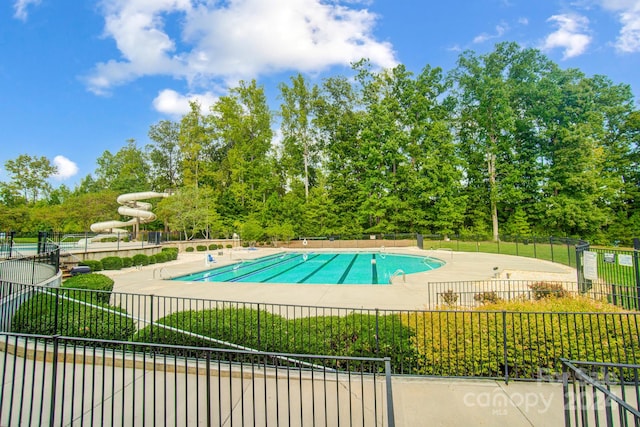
562, 359, 640, 426
423, 280, 579, 309
0, 332, 393, 427
5, 284, 640, 382
0, 241, 59, 287
575, 241, 640, 311
420, 234, 587, 267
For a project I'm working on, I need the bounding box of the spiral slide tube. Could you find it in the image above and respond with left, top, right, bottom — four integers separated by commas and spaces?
90, 191, 169, 234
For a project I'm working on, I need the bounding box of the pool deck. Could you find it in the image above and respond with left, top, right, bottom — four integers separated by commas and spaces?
104, 247, 576, 311
96, 247, 576, 426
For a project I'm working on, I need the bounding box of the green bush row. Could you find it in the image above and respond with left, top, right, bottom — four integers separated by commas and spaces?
63, 273, 114, 303
78, 247, 179, 272
403, 298, 640, 379
133, 307, 418, 368
12, 274, 135, 341
184, 244, 225, 252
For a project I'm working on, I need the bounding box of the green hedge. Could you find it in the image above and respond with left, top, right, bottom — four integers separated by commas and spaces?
63, 273, 114, 303
161, 247, 178, 260
185, 247, 194, 252
132, 254, 149, 266
101, 256, 123, 270
403, 298, 640, 379
133, 308, 418, 367
79, 259, 102, 272
121, 256, 133, 268
196, 245, 207, 252
11, 292, 135, 341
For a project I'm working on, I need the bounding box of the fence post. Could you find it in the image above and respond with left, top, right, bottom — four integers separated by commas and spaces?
257, 303, 261, 347
633, 239, 640, 311
375, 309, 380, 354
54, 287, 60, 333
550, 237, 555, 263
575, 242, 590, 293
31, 257, 36, 285
502, 311, 509, 384
149, 294, 154, 342
515, 235, 519, 257
384, 357, 395, 427
49, 335, 60, 426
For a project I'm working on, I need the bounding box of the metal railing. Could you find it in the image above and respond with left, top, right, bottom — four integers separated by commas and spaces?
0, 332, 394, 427
5, 284, 640, 382
0, 242, 60, 287
562, 359, 640, 426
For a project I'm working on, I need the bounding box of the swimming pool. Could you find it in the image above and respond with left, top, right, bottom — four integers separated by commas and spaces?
172, 252, 445, 285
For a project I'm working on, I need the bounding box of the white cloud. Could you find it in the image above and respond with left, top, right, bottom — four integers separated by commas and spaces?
13, 0, 40, 21
473, 22, 509, 44
597, 0, 640, 52
542, 14, 592, 59
52, 155, 79, 180
152, 89, 218, 116
86, 0, 397, 95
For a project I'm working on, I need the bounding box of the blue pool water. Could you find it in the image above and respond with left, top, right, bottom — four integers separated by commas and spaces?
172, 252, 445, 285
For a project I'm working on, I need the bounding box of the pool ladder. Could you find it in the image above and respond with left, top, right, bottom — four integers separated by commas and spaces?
389, 269, 406, 284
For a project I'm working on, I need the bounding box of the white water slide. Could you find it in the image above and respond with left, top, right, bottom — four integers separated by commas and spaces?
90, 191, 169, 234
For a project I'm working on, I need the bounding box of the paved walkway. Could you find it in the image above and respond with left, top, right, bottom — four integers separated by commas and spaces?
95, 247, 575, 425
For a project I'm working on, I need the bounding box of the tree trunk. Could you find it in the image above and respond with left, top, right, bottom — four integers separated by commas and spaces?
488, 150, 499, 242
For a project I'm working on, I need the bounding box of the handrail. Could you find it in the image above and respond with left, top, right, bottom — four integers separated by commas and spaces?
389, 269, 405, 284
153, 267, 170, 279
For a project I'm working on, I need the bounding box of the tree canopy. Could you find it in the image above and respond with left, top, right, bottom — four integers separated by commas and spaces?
1, 43, 638, 244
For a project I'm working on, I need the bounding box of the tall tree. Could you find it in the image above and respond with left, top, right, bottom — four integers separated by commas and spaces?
94, 139, 150, 193
453, 42, 551, 240
3, 154, 57, 204
209, 80, 276, 214
178, 102, 209, 188
147, 119, 182, 190
279, 74, 321, 199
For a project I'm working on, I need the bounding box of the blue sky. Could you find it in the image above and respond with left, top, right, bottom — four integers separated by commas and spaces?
1, 0, 639, 188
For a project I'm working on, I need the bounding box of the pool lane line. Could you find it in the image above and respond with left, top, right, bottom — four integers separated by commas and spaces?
296, 253, 341, 284
173, 252, 294, 281
228, 253, 314, 282
337, 254, 359, 284
255, 253, 323, 283
371, 253, 378, 284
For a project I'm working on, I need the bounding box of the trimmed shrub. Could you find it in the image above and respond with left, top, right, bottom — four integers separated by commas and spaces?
11, 293, 135, 341
62, 273, 115, 303
79, 259, 102, 272
474, 291, 501, 305
185, 246, 195, 252
196, 245, 207, 252
161, 247, 178, 261
153, 252, 169, 263
402, 297, 639, 379
132, 254, 149, 266
208, 243, 217, 250
529, 281, 569, 300
101, 256, 123, 270
440, 289, 459, 306
133, 308, 418, 368
226, 244, 232, 249
121, 257, 133, 268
